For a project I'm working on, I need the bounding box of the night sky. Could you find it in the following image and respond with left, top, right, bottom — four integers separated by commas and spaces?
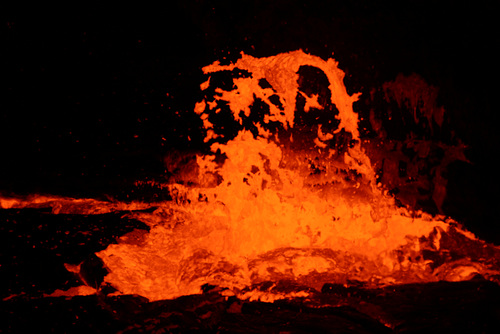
2, 1, 499, 241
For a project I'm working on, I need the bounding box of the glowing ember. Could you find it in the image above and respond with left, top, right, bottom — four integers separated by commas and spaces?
2, 50, 499, 302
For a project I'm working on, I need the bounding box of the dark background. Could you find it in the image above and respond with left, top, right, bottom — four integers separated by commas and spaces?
2, 1, 499, 242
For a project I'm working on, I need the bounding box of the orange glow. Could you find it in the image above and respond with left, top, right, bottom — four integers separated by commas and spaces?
2, 50, 499, 302
0, 195, 152, 214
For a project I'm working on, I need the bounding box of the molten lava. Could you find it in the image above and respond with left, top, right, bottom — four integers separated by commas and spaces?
2, 50, 499, 302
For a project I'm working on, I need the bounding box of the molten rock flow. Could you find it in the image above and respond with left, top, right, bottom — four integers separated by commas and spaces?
92, 50, 500, 301
2, 50, 498, 302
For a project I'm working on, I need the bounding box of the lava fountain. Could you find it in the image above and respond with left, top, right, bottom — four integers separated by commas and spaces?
2, 50, 499, 303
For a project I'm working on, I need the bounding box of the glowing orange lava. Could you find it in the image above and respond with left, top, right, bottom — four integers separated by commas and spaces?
2, 50, 499, 302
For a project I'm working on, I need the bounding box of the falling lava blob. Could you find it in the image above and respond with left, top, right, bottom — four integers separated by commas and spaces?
2, 50, 500, 305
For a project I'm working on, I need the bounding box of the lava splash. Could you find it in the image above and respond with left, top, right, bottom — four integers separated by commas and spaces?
3, 50, 499, 302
